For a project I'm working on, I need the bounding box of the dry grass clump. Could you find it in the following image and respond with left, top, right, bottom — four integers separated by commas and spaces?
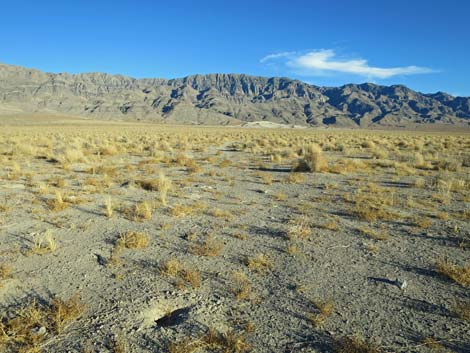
47, 191, 68, 211
293, 144, 327, 173
112, 334, 128, 353
230, 271, 252, 300
160, 258, 201, 289
51, 295, 85, 333
0, 295, 84, 352
358, 226, 389, 241
454, 300, 470, 321
284, 173, 305, 183
410, 216, 432, 229
185, 158, 203, 174
333, 335, 381, 353
413, 177, 426, 188
189, 234, 224, 257
0, 263, 12, 287
287, 217, 311, 240
52, 147, 87, 164
351, 193, 396, 222
253, 171, 273, 185
436, 259, 470, 287
109, 231, 150, 265
130, 201, 152, 221
31, 229, 57, 255
315, 219, 340, 231
170, 202, 206, 217
116, 231, 150, 250
180, 268, 202, 289
168, 327, 251, 353
246, 253, 271, 273
161, 258, 182, 277
218, 159, 232, 168
422, 337, 444, 351
274, 192, 286, 201
307, 299, 334, 328
209, 208, 234, 221
137, 172, 172, 205
315, 299, 334, 316
104, 196, 113, 218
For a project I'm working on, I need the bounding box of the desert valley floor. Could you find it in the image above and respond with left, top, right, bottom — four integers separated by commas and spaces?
0, 119, 469, 353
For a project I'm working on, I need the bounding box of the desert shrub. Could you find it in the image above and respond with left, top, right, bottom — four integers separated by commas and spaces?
293, 144, 327, 172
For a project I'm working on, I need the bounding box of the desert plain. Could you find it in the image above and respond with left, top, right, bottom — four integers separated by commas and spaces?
0, 117, 469, 353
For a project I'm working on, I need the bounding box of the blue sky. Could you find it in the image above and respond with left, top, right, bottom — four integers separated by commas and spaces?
1, 0, 469, 95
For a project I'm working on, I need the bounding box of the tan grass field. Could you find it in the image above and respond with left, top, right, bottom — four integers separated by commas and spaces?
0, 118, 469, 353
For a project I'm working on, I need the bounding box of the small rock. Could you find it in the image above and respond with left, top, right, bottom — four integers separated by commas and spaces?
31, 326, 46, 336
395, 278, 408, 290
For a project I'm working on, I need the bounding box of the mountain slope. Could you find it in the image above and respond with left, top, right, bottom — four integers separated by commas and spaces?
1, 63, 469, 126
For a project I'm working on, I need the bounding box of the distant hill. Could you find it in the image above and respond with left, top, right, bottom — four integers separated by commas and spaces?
1, 63, 469, 127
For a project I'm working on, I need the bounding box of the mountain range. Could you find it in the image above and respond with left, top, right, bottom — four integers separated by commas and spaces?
1, 63, 469, 127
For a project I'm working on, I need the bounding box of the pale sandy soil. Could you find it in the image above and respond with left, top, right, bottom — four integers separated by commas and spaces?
0, 122, 469, 353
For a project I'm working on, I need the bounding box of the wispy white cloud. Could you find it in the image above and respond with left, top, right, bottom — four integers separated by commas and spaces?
260, 49, 434, 79
259, 51, 296, 64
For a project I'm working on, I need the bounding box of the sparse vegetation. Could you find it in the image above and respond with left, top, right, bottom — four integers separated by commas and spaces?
246, 253, 271, 273
454, 300, 470, 321
189, 234, 224, 257
0, 123, 468, 353
116, 231, 150, 250
104, 196, 113, 218
168, 327, 251, 353
31, 229, 57, 254
293, 144, 327, 172
0, 263, 12, 287
0, 294, 84, 352
230, 271, 252, 300
334, 335, 381, 353
436, 259, 470, 287
48, 190, 68, 211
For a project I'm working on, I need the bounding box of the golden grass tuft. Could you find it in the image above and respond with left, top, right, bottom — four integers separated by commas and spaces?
131, 201, 152, 221
230, 271, 252, 301
358, 226, 389, 241
47, 190, 68, 211
31, 229, 57, 255
315, 299, 334, 316
287, 217, 311, 240
112, 335, 128, 353
160, 258, 182, 277
422, 337, 444, 351
0, 294, 84, 351
284, 173, 305, 184
181, 268, 202, 289
219, 159, 232, 168
0, 263, 12, 287
160, 258, 201, 289
169, 327, 251, 353
253, 171, 273, 185
51, 295, 85, 333
189, 234, 223, 257
137, 172, 172, 205
334, 335, 381, 353
104, 196, 113, 218
116, 231, 150, 250
454, 300, 470, 321
293, 144, 327, 173
170, 203, 205, 217
307, 299, 334, 328
246, 253, 271, 273
352, 194, 397, 222
436, 259, 470, 287
209, 208, 234, 221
